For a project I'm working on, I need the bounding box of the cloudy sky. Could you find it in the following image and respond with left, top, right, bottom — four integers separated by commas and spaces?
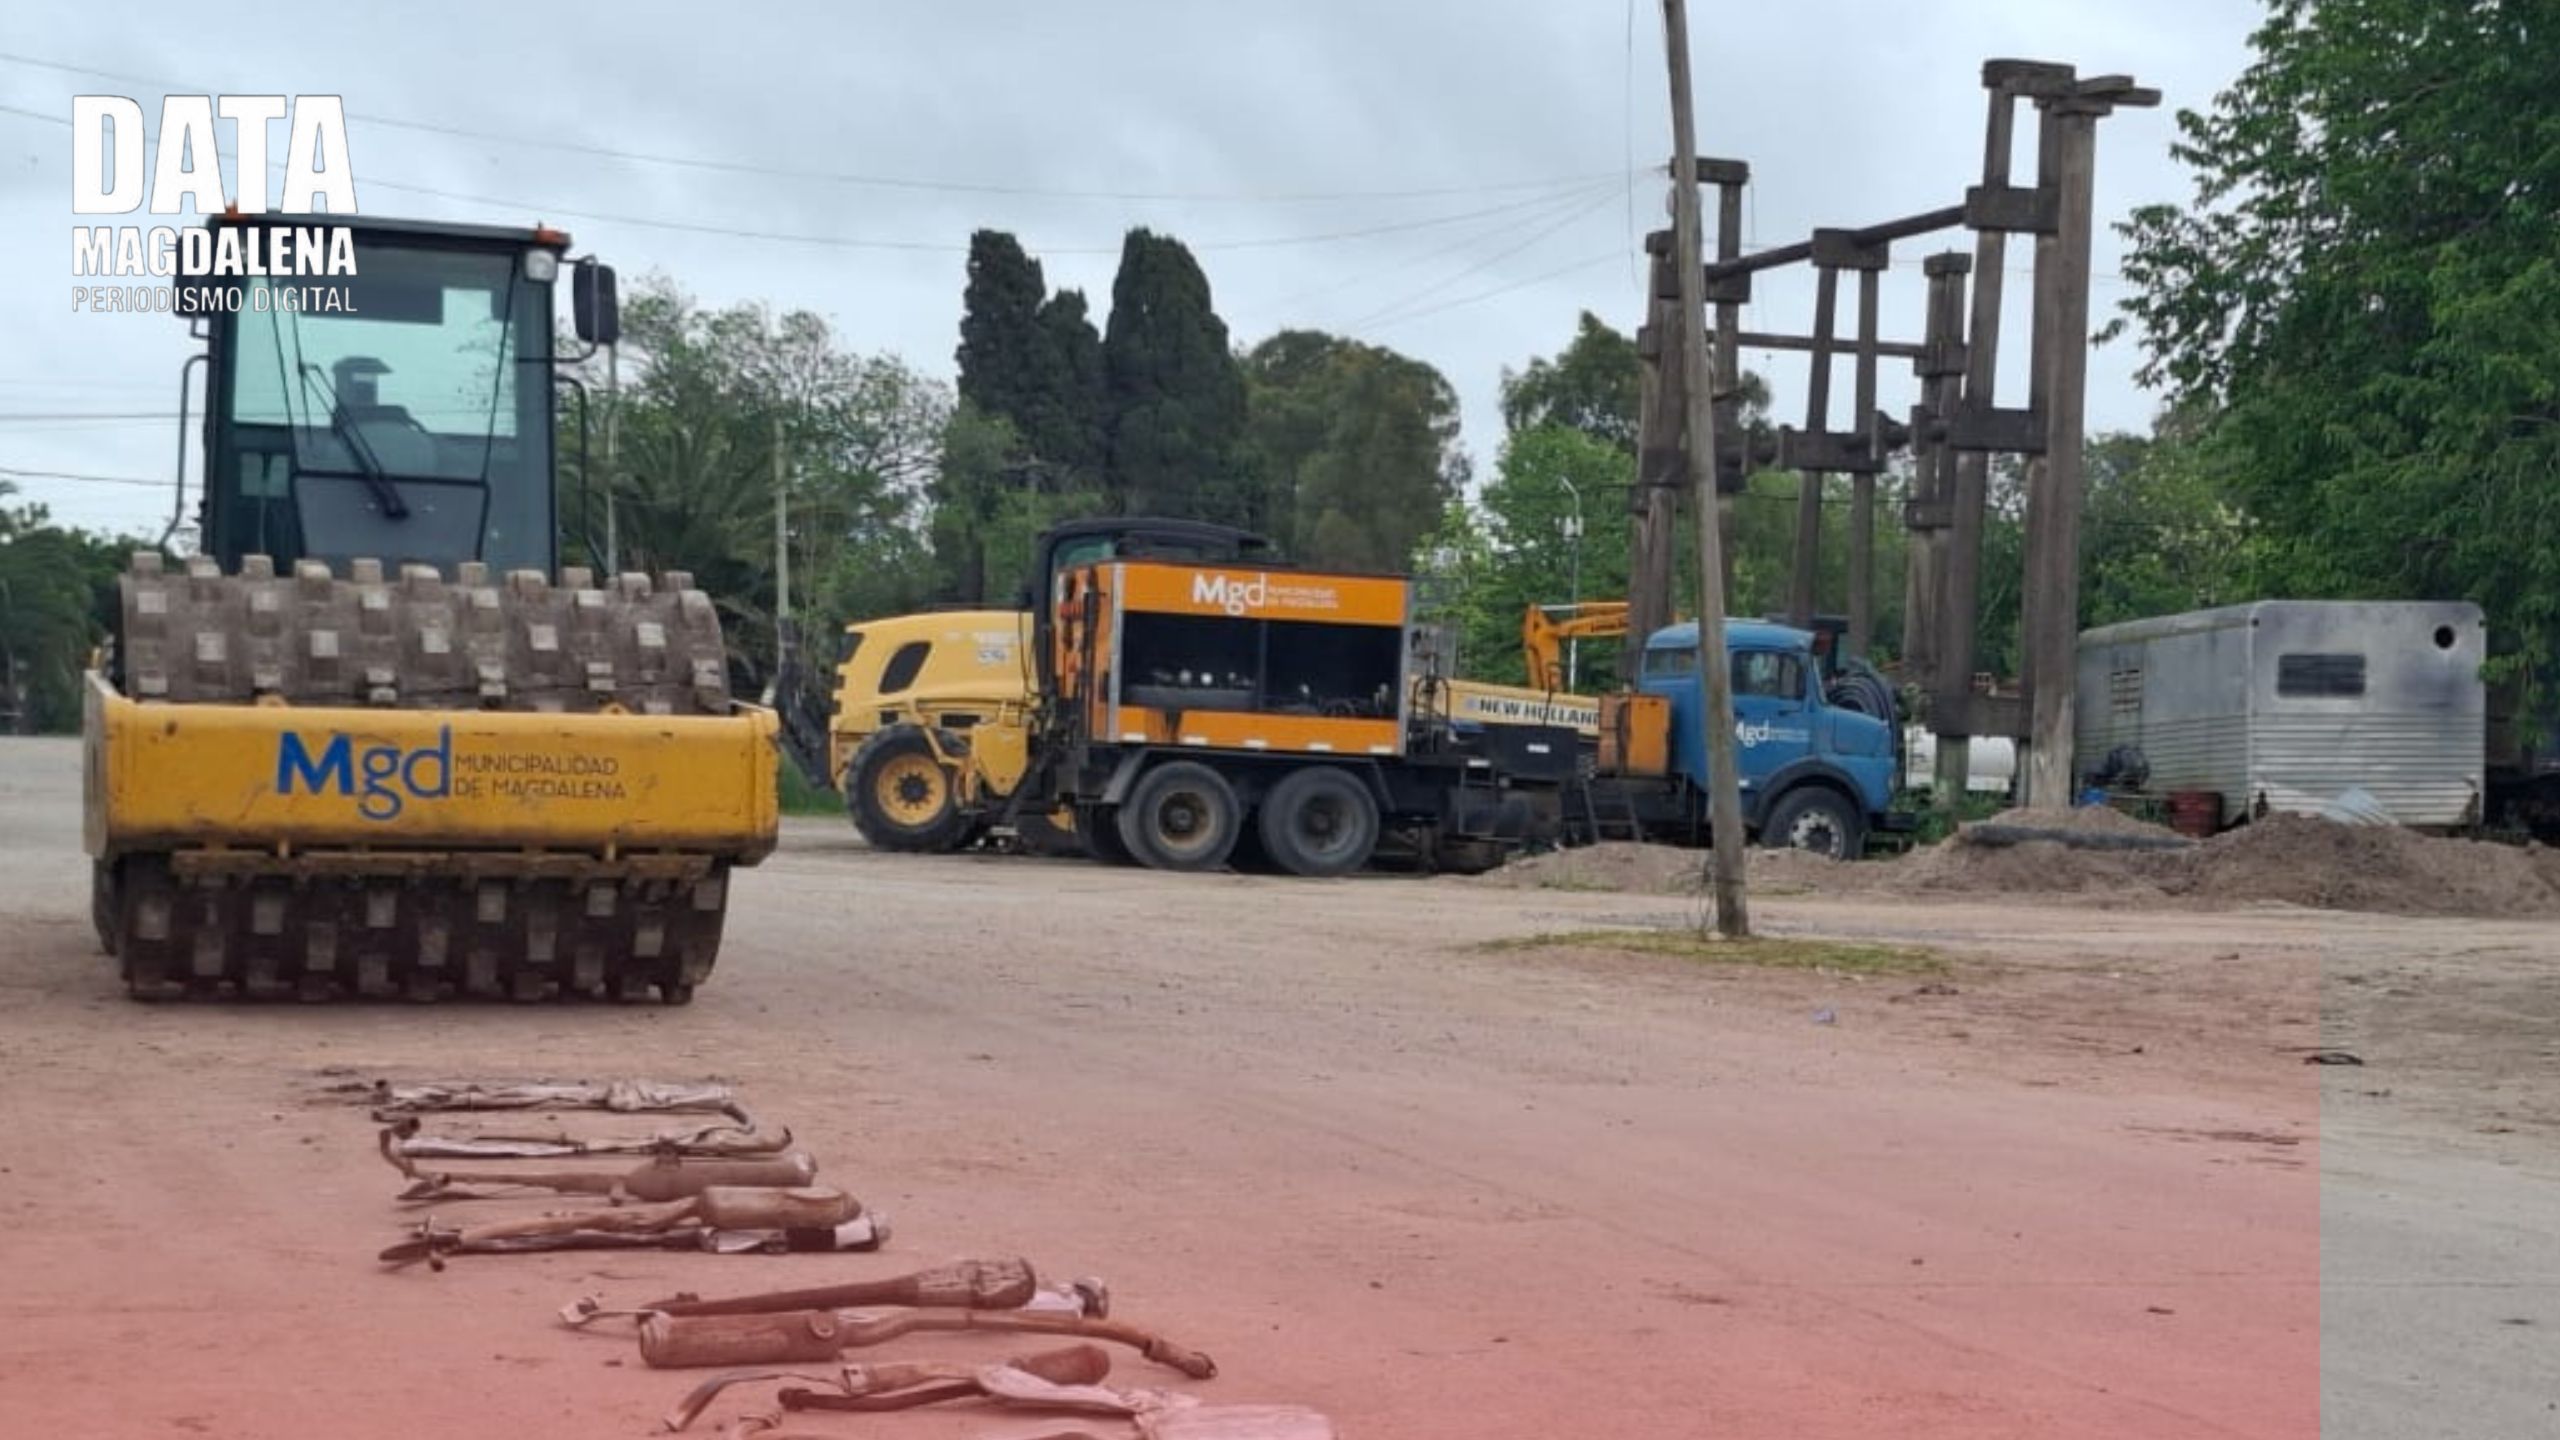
1, 0, 2263, 539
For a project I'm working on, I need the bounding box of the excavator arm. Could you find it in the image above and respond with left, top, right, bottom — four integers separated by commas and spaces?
1521, 602, 1632, 692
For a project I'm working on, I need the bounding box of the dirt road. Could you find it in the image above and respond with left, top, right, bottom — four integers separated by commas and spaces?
0, 737, 2548, 1438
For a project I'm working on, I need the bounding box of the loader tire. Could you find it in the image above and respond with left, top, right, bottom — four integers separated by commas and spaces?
1116, 762, 1242, 872
1256, 767, 1380, 878
847, 726, 968, 852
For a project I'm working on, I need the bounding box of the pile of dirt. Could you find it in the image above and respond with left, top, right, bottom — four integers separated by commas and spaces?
1884, 810, 2560, 918
2159, 813, 2560, 918
1881, 834, 2167, 901
1965, 805, 2187, 843
1476, 841, 1869, 897
1476, 842, 1704, 893
1476, 812, 2560, 919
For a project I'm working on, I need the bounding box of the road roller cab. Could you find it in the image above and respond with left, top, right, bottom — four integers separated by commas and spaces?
84, 213, 778, 1003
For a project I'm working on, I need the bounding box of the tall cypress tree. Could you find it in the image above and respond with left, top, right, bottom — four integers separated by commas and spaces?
1101, 229, 1249, 523
1029, 289, 1105, 480
955, 230, 1049, 422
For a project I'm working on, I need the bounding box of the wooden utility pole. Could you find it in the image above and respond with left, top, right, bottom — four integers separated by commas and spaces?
771, 410, 789, 687
1625, 247, 1682, 680
602, 341, 621, 575
1847, 265, 1881, 658
1661, 0, 1750, 937
2020, 94, 2105, 807
1786, 263, 1837, 628
1931, 76, 2023, 805
1899, 251, 1970, 697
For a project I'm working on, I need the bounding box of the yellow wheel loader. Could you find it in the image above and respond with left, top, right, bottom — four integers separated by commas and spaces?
84, 213, 777, 1002
775, 521, 1273, 857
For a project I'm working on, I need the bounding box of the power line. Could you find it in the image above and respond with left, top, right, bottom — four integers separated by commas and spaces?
1357, 249, 1627, 336
4, 102, 1634, 258
1252, 177, 1622, 316
0, 411, 183, 422
0, 464, 167, 488
1348, 179, 1633, 333
1, 50, 1625, 205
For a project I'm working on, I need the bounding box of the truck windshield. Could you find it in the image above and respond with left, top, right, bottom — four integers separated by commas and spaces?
221, 236, 552, 573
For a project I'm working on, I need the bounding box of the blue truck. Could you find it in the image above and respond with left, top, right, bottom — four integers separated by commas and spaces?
1579, 619, 1908, 858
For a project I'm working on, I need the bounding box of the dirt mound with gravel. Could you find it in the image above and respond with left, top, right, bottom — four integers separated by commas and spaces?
2156, 813, 2560, 917
1966, 805, 2187, 842
1881, 835, 2167, 901
1483, 812, 2560, 919
1478, 842, 1870, 896
1476, 842, 1703, 893
1885, 811, 2560, 917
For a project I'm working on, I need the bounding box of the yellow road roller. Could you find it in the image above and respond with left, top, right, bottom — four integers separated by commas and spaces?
84, 213, 776, 1002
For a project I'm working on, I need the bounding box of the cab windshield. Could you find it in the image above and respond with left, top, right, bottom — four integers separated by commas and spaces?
218, 235, 552, 573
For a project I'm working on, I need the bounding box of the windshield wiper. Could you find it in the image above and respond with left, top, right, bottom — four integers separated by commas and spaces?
297, 361, 411, 521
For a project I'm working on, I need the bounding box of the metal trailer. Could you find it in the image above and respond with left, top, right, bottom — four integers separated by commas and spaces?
2074, 601, 2487, 829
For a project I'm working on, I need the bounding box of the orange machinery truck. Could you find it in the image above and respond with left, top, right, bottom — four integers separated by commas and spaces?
1025, 547, 1566, 876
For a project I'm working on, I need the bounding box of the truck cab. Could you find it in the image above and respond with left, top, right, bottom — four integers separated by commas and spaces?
1636, 620, 1901, 855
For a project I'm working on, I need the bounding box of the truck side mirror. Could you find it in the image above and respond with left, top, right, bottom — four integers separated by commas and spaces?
573, 260, 621, 346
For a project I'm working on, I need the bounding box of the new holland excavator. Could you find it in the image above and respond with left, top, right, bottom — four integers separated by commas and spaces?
83, 213, 778, 1002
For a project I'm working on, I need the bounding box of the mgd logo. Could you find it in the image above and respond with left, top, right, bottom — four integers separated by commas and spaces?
276, 729, 452, 821
1191, 572, 1269, 617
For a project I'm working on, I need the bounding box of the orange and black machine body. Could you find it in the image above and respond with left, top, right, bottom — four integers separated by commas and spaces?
1026, 551, 1568, 876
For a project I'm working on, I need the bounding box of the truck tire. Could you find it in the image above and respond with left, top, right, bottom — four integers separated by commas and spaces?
1256, 767, 1380, 878
1013, 805, 1082, 858
1077, 805, 1138, 866
1116, 762, 1242, 871
1761, 785, 1865, 860
846, 726, 968, 852
91, 860, 119, 958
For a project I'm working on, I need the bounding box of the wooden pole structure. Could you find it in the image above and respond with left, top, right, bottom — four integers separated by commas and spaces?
1626, 246, 1682, 679
1899, 251, 1970, 695
771, 410, 789, 689
2020, 95, 2106, 807
1932, 76, 2022, 805
1708, 165, 1748, 607
1848, 265, 1881, 658
1787, 263, 1838, 628
602, 341, 620, 575
1661, 0, 1750, 938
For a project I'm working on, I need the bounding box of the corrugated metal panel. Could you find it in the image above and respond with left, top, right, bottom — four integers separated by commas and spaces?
2248, 712, 2484, 825
2079, 711, 2249, 799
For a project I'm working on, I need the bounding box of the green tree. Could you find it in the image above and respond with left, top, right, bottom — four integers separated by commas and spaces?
1450, 425, 1636, 686
926, 402, 1115, 603
1242, 330, 1465, 571
2118, 0, 2560, 703
1034, 289, 1107, 476
2077, 418, 2253, 630
1498, 311, 1641, 451
955, 231, 1049, 427
0, 485, 129, 733
1103, 229, 1251, 523
562, 277, 948, 688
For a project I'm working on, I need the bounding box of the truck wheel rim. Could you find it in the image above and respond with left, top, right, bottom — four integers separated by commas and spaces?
1788, 811, 1843, 856
878, 755, 947, 824
1293, 795, 1350, 851
1153, 792, 1216, 855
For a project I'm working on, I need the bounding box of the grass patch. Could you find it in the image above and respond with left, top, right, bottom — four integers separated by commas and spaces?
778, 760, 843, 818
1535, 874, 1621, 893
1899, 789, 2008, 847
1483, 928, 1947, 975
